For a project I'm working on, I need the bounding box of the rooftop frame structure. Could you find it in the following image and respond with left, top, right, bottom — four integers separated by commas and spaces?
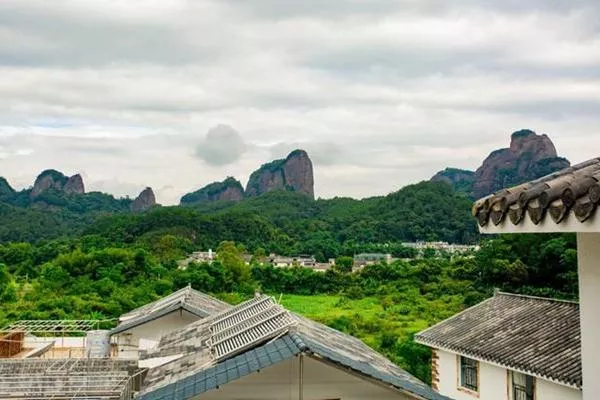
1, 320, 102, 334
0, 358, 143, 400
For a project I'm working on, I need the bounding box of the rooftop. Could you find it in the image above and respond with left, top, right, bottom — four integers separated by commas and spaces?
415, 292, 581, 388
138, 295, 448, 400
473, 157, 600, 230
112, 286, 230, 335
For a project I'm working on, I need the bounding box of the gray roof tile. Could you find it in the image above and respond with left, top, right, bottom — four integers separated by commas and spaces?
415, 292, 581, 388
474, 157, 600, 226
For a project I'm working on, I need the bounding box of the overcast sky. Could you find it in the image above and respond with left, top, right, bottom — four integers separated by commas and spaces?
1, 0, 599, 204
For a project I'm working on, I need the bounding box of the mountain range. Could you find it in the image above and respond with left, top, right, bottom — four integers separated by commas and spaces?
0, 129, 571, 244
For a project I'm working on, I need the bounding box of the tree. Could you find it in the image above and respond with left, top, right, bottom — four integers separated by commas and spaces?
217, 241, 254, 293
335, 256, 353, 273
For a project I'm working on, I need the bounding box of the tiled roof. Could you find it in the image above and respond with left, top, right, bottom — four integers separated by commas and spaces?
473, 157, 600, 227
112, 286, 230, 335
138, 295, 449, 400
415, 293, 581, 388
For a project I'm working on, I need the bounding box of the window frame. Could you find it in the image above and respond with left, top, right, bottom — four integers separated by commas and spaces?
457, 355, 480, 395
510, 371, 535, 400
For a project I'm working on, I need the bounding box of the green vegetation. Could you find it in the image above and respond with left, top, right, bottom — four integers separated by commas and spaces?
0, 177, 578, 385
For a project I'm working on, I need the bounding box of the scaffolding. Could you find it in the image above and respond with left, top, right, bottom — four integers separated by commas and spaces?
1, 320, 101, 334
0, 358, 144, 400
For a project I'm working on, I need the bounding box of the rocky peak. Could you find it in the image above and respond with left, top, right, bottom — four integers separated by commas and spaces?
180, 177, 244, 205
64, 174, 85, 194
31, 169, 85, 198
472, 130, 569, 198
431, 130, 570, 198
131, 187, 156, 212
246, 149, 314, 199
509, 129, 557, 159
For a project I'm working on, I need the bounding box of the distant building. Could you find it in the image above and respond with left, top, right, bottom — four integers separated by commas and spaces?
353, 253, 393, 269
415, 292, 581, 400
178, 249, 215, 268
402, 242, 480, 255
269, 254, 320, 268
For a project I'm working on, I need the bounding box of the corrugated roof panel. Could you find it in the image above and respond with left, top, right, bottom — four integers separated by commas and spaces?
415, 292, 581, 388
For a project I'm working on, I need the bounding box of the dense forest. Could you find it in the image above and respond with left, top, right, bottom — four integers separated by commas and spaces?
0, 181, 478, 254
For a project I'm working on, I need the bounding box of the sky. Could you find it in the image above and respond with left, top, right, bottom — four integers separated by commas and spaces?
0, 0, 599, 205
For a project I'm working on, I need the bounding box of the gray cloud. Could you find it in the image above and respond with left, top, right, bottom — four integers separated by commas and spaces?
0, 0, 599, 203
195, 125, 248, 166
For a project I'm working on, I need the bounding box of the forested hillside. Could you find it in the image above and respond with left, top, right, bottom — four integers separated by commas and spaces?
0, 181, 478, 254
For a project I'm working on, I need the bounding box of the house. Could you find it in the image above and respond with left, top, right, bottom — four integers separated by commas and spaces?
138, 294, 449, 400
111, 285, 230, 359
415, 292, 581, 400
353, 253, 393, 269
471, 157, 600, 400
178, 250, 216, 268
270, 254, 319, 268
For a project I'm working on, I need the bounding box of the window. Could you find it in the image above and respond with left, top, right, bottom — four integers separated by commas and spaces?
459, 356, 479, 392
511, 371, 535, 400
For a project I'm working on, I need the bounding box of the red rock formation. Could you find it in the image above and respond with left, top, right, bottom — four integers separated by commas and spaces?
131, 187, 156, 212
64, 174, 85, 194
245, 150, 314, 199
472, 130, 570, 198
31, 169, 85, 198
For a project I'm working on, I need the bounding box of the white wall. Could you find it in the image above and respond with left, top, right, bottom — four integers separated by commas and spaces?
436, 350, 581, 400
437, 350, 507, 400
196, 355, 414, 400
537, 379, 581, 400
113, 309, 200, 359
577, 232, 600, 400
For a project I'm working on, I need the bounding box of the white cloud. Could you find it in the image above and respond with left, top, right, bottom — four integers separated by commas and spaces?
0, 0, 599, 204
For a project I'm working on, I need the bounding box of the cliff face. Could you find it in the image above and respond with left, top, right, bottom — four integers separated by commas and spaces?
246, 149, 314, 199
431, 130, 570, 198
64, 174, 85, 194
31, 169, 85, 198
180, 177, 244, 205
431, 168, 475, 194
472, 130, 570, 198
131, 187, 156, 212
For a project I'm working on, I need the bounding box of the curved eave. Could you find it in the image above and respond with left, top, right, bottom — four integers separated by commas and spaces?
479, 211, 600, 234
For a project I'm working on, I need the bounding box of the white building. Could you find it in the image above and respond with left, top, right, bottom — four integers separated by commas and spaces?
416, 292, 581, 400
471, 157, 600, 400
138, 295, 449, 400
110, 285, 230, 359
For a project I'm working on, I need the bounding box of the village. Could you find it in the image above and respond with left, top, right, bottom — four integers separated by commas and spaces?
177, 241, 480, 272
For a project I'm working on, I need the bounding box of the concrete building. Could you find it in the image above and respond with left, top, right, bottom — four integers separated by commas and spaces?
111, 285, 230, 359
416, 292, 581, 400
471, 157, 600, 400
138, 295, 449, 400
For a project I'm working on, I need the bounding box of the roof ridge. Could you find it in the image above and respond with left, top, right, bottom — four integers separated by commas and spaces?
497, 291, 578, 305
